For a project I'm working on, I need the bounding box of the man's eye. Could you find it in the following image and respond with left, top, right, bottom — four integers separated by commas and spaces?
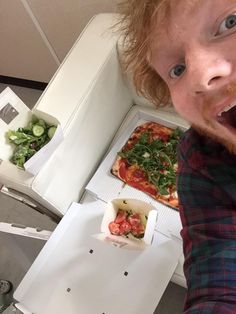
169, 64, 186, 78
218, 13, 236, 34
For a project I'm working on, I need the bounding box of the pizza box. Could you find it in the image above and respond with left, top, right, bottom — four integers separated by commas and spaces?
0, 87, 63, 176
14, 201, 183, 314
94, 198, 158, 250
86, 105, 189, 204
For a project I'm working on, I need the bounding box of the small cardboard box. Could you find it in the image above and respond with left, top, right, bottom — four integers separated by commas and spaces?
95, 198, 158, 250
22, 109, 63, 175
0, 87, 63, 176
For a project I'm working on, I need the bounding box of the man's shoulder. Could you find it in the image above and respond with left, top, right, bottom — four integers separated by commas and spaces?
178, 127, 219, 171
178, 127, 236, 172
178, 127, 206, 156
179, 127, 223, 153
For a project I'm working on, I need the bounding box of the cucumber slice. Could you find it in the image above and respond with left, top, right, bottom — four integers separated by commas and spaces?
38, 119, 47, 128
47, 126, 57, 139
32, 124, 45, 137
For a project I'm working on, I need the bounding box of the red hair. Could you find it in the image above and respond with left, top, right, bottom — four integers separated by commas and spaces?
116, 0, 173, 106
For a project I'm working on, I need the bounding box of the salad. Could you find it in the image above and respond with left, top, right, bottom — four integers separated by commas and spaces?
108, 208, 147, 239
7, 115, 57, 169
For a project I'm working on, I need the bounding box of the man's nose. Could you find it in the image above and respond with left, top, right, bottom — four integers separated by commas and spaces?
186, 45, 232, 94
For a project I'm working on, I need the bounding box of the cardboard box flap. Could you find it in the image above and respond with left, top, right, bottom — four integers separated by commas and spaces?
0, 87, 30, 160
24, 108, 63, 176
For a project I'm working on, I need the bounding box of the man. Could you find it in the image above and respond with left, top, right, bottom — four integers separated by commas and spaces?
118, 0, 236, 313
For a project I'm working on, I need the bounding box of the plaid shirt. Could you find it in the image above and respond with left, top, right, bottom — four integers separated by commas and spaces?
177, 127, 236, 314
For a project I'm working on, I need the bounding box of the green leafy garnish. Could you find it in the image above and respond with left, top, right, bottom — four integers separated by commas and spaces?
118, 128, 183, 196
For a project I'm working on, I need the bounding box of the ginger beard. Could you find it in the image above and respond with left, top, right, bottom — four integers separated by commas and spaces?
191, 81, 236, 154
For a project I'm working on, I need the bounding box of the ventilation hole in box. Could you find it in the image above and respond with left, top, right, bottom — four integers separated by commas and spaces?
124, 271, 128, 276
0, 103, 19, 124
89, 249, 94, 254
67, 288, 71, 292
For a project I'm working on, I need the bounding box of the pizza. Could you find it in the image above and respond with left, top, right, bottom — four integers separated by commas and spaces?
111, 122, 183, 209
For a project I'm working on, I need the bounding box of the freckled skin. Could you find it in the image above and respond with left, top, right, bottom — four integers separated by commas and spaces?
150, 0, 236, 153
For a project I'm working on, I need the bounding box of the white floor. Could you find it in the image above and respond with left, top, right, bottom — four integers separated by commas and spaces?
0, 83, 186, 314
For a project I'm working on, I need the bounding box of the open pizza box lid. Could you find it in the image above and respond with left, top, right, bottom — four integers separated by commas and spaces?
0, 87, 63, 176
93, 198, 158, 250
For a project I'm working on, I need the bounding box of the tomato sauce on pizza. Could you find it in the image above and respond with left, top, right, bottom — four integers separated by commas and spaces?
111, 122, 183, 210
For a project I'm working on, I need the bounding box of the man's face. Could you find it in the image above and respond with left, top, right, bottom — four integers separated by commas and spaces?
150, 0, 236, 152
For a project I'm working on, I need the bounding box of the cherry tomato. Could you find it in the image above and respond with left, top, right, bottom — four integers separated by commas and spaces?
108, 222, 120, 235
119, 221, 131, 235
127, 213, 141, 227
114, 209, 127, 224
131, 223, 145, 237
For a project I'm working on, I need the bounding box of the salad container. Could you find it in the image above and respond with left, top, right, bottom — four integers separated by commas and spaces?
0, 87, 63, 176
94, 198, 158, 250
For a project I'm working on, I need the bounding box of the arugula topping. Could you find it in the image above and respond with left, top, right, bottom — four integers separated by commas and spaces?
118, 128, 183, 195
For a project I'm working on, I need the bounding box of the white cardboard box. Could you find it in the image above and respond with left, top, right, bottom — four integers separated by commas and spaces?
95, 198, 158, 250
14, 201, 182, 314
0, 87, 63, 176
86, 106, 188, 203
